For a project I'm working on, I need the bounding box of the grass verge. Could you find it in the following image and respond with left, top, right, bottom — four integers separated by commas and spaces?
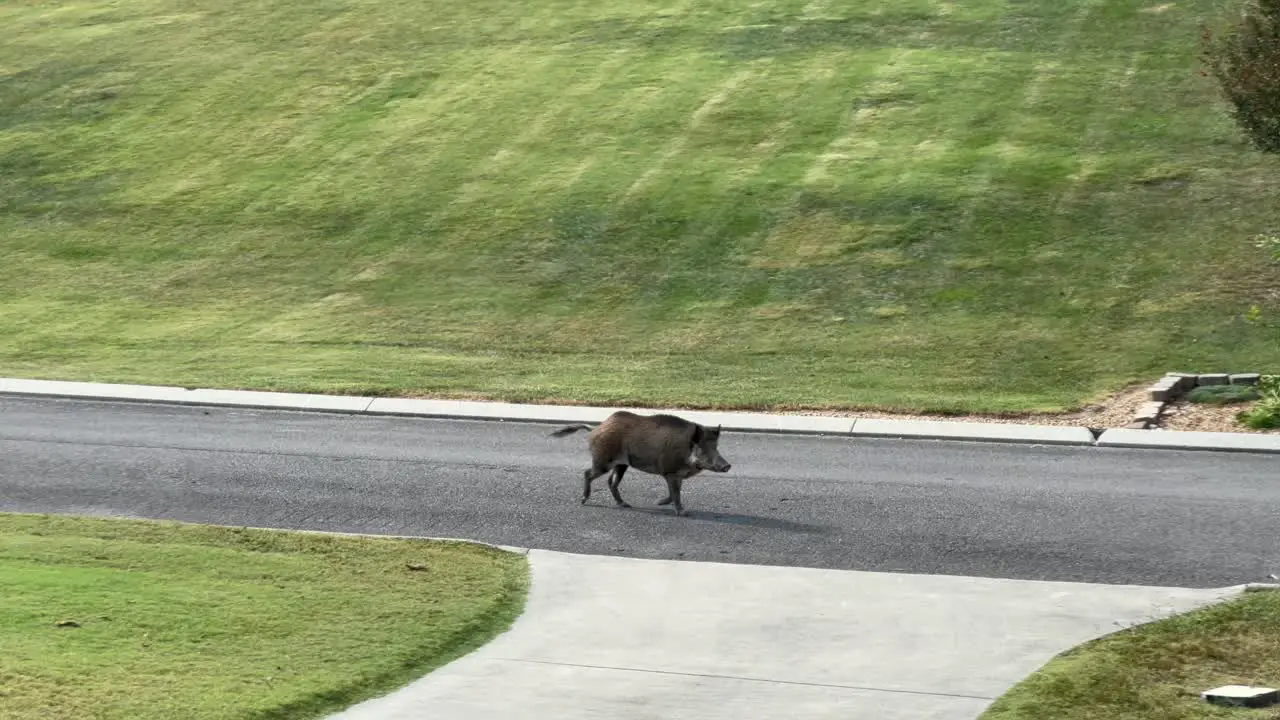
2, 0, 1279, 412
0, 512, 529, 720
980, 588, 1280, 719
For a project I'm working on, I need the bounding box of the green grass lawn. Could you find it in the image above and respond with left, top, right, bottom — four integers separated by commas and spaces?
981, 588, 1280, 719
2, 0, 1278, 413
0, 513, 529, 720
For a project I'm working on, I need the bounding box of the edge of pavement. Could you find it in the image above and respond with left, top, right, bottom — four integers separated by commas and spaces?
25, 515, 1280, 598
2, 376, 1280, 454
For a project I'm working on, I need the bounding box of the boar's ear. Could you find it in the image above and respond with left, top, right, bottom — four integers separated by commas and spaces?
691, 424, 703, 444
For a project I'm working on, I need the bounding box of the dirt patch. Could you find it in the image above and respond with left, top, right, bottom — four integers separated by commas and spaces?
775, 386, 1152, 428
1158, 397, 1279, 434
778, 385, 1278, 435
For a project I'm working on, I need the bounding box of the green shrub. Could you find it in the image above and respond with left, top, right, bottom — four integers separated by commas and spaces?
1238, 374, 1280, 428
1201, 0, 1280, 152
1187, 384, 1261, 404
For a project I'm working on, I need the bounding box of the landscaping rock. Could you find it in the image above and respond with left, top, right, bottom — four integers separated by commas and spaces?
1231, 373, 1261, 386
1125, 420, 1150, 430
1198, 373, 1229, 386
1165, 373, 1198, 392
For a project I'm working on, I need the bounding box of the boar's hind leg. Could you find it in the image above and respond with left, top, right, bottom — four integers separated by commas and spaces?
581, 465, 610, 505
606, 465, 631, 508
661, 475, 686, 516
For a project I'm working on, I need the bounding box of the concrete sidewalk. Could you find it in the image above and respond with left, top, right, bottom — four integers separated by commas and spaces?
327, 550, 1238, 720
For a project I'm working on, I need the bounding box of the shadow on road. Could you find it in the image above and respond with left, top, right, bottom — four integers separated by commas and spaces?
614, 505, 827, 534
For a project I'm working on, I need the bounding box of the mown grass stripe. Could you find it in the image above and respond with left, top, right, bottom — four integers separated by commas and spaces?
1, 0, 1277, 412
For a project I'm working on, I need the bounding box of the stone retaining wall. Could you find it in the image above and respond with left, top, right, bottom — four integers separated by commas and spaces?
1130, 372, 1263, 429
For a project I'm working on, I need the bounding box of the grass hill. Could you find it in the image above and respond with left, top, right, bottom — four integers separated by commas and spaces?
2, 0, 1277, 412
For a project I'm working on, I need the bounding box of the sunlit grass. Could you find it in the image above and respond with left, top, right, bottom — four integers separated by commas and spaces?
2, 0, 1277, 412
0, 512, 528, 720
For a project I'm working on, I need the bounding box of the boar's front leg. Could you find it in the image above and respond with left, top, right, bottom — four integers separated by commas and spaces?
660, 475, 686, 516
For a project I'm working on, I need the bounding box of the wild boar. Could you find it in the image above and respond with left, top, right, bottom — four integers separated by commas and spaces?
551, 411, 732, 516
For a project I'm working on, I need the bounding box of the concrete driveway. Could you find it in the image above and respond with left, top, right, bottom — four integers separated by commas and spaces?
327, 549, 1237, 720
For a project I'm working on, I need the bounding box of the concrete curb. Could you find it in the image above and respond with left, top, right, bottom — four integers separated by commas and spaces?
3, 376, 1280, 453
1095, 428, 1280, 454
848, 418, 1096, 446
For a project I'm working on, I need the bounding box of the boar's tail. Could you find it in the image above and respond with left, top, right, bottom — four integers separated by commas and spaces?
550, 423, 593, 438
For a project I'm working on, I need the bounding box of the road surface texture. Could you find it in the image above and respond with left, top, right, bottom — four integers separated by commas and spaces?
2, 395, 1277, 588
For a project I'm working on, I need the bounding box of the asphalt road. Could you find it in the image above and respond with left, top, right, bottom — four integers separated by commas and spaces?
1, 396, 1278, 588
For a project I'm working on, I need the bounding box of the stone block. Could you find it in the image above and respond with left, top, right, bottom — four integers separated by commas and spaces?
1230, 373, 1262, 386
1198, 373, 1229, 386
1149, 375, 1182, 401
1125, 420, 1150, 430
1202, 685, 1279, 709
1134, 401, 1165, 422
